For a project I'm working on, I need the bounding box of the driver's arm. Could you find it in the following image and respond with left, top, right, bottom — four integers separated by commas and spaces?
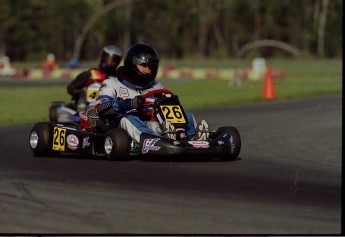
67, 70, 91, 97
95, 80, 145, 118
95, 96, 144, 118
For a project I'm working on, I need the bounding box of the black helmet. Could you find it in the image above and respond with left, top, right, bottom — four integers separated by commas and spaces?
124, 43, 159, 86
99, 45, 122, 75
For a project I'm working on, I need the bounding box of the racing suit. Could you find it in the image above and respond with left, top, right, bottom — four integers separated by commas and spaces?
67, 68, 107, 109
95, 66, 197, 143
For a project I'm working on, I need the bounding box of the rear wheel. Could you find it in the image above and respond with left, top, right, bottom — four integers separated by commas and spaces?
49, 102, 65, 122
29, 122, 59, 157
104, 128, 131, 160
49, 106, 59, 122
216, 126, 241, 160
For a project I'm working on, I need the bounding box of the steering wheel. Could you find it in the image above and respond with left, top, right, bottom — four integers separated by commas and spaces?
139, 89, 175, 118
143, 89, 174, 99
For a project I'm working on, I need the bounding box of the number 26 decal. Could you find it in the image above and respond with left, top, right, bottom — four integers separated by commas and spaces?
52, 127, 66, 151
160, 105, 186, 123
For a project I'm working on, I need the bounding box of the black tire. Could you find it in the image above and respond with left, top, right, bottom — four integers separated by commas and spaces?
29, 122, 58, 157
104, 128, 131, 160
49, 102, 65, 122
49, 105, 59, 122
216, 126, 241, 160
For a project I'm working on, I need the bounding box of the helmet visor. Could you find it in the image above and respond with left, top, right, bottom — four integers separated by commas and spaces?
132, 55, 158, 65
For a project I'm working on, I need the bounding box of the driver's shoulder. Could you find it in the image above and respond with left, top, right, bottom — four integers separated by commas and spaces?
102, 76, 121, 85
153, 80, 164, 89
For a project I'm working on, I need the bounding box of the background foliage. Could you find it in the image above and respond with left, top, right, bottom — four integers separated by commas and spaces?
0, 59, 341, 125
0, 0, 342, 62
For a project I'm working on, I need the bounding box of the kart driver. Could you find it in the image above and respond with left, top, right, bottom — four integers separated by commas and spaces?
94, 43, 209, 143
67, 45, 123, 110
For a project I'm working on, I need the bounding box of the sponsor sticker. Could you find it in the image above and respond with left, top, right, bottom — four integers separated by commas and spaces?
188, 141, 210, 149
142, 138, 161, 154
67, 134, 79, 150
119, 87, 129, 97
82, 137, 90, 148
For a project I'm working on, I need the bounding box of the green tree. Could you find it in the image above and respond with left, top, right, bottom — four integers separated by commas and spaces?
0, 0, 342, 61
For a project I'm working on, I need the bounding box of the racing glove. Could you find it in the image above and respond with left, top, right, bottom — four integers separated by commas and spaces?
120, 95, 144, 111
131, 95, 145, 110
110, 96, 145, 113
96, 99, 116, 117
97, 96, 145, 117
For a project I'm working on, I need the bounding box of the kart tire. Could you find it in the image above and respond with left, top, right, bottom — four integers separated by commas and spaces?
216, 126, 241, 160
104, 128, 131, 160
49, 102, 65, 122
49, 105, 59, 122
29, 122, 59, 157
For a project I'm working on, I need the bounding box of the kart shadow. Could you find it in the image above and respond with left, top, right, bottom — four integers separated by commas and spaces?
35, 153, 137, 161
141, 155, 243, 163
35, 153, 242, 163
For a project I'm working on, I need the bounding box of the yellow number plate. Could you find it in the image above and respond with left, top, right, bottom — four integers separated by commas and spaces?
86, 88, 99, 102
52, 127, 66, 151
160, 105, 186, 124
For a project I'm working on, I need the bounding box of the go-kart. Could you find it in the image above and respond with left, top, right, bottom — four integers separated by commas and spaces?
29, 89, 241, 160
49, 81, 102, 123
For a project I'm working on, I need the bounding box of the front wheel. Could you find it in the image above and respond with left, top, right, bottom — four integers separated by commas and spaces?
216, 126, 241, 160
29, 122, 59, 157
104, 128, 131, 160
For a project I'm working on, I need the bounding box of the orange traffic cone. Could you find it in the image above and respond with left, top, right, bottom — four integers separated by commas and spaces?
263, 66, 276, 99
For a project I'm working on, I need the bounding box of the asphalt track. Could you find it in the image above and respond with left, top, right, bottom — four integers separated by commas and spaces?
0, 93, 341, 234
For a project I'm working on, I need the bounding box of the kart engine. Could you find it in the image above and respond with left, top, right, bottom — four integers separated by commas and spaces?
80, 108, 100, 131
